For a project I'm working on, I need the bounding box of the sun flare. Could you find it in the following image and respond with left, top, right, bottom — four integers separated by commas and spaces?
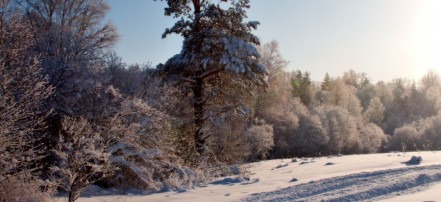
410, 0, 441, 77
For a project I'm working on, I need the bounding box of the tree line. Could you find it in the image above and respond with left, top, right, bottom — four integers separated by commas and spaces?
1, 0, 441, 201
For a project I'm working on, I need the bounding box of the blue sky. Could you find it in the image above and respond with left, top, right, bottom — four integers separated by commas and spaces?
106, 0, 441, 82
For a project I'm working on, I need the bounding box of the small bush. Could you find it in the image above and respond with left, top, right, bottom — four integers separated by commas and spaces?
391, 125, 420, 151
246, 119, 274, 160
0, 173, 53, 202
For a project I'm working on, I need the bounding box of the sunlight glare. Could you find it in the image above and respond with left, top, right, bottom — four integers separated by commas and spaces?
411, 0, 441, 78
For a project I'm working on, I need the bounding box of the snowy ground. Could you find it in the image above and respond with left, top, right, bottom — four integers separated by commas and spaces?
63, 151, 441, 202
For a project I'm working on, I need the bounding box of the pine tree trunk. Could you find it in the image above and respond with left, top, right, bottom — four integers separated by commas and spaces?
193, 78, 205, 154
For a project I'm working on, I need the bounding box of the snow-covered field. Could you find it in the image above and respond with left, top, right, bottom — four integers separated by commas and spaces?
68, 151, 441, 201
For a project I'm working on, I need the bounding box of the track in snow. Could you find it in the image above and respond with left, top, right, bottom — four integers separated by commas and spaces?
240, 164, 441, 201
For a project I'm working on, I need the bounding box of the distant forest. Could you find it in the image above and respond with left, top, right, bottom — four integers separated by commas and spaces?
1, 0, 441, 201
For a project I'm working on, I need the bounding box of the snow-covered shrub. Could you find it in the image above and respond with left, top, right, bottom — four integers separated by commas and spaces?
51, 117, 114, 202
389, 114, 441, 151
108, 97, 172, 149
390, 125, 420, 151
314, 105, 387, 155
0, 172, 53, 202
208, 115, 251, 165
358, 123, 388, 153
246, 119, 274, 161
85, 83, 199, 192
294, 113, 329, 156
419, 115, 441, 150
314, 105, 359, 154
106, 143, 201, 192
290, 99, 328, 157
260, 104, 299, 158
135, 71, 184, 122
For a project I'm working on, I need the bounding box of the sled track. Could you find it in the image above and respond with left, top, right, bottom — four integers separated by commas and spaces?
240, 164, 441, 201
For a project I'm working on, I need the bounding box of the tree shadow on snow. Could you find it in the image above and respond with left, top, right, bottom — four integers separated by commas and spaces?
211, 177, 245, 186
272, 164, 289, 170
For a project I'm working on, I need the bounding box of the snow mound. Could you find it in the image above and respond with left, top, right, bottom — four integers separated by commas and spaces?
405, 156, 423, 165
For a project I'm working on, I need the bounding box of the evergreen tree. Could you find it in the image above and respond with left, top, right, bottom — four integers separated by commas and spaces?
321, 73, 332, 91
291, 70, 312, 106
158, 0, 267, 154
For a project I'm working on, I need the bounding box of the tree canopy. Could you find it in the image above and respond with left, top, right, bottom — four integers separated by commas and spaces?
159, 0, 267, 154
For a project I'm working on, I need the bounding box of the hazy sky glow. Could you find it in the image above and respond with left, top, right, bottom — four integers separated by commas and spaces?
106, 0, 441, 82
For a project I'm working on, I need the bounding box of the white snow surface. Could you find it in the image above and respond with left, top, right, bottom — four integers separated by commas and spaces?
64, 151, 441, 202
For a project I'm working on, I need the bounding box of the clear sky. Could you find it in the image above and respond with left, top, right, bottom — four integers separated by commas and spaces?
106, 0, 441, 82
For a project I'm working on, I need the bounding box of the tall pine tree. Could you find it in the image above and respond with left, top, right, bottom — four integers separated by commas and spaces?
158, 0, 267, 154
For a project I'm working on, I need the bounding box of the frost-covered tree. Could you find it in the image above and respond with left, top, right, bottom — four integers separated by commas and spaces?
249, 41, 295, 158
313, 104, 388, 155
0, 2, 53, 199
342, 70, 367, 88
245, 119, 274, 160
293, 100, 328, 156
419, 115, 441, 150
382, 79, 412, 134
51, 117, 113, 202
390, 125, 419, 151
21, 0, 118, 116
419, 71, 441, 118
357, 81, 377, 111
207, 114, 251, 165
50, 88, 174, 198
314, 106, 360, 154
93, 87, 188, 192
363, 97, 385, 126
316, 78, 362, 117
252, 40, 289, 119
257, 40, 289, 86
389, 114, 441, 151
358, 122, 388, 153
159, 0, 267, 154
16, 0, 119, 181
